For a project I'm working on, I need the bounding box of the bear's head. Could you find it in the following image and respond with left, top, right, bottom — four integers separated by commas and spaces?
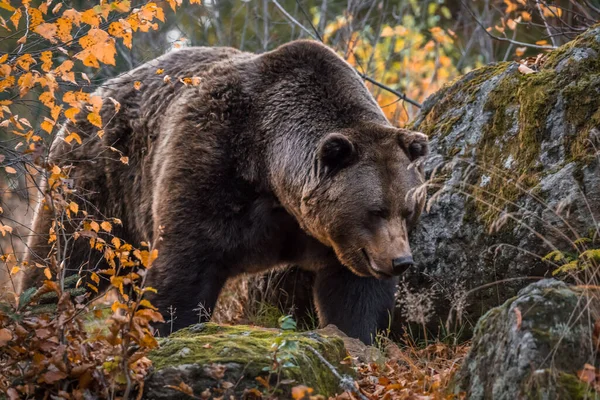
300, 123, 428, 278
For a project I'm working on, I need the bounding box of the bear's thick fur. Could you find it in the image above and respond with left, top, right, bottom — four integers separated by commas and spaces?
20, 40, 428, 344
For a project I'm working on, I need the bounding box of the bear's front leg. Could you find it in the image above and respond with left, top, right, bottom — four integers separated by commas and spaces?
313, 264, 398, 344
145, 247, 229, 336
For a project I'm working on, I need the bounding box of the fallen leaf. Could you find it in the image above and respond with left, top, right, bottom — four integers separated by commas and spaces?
518, 64, 535, 74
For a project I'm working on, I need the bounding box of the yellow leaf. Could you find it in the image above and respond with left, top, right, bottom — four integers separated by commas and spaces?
41, 118, 54, 133
16, 54, 35, 71
4, 166, 16, 174
97, 129, 104, 138
90, 272, 100, 284
52, 165, 61, 175
81, 8, 100, 27
39, 91, 55, 108
40, 51, 52, 71
56, 60, 76, 83
34, 23, 57, 42
10, 266, 19, 275
65, 107, 80, 122
69, 201, 79, 214
155, 68, 164, 74
134, 81, 141, 90
0, 0, 15, 12
43, 267, 52, 279
51, 105, 61, 121
0, 224, 12, 236
100, 221, 112, 232
64, 131, 82, 145
515, 47, 527, 57
120, 156, 129, 164
89, 95, 103, 113
56, 17, 73, 42
90, 221, 100, 232
10, 8, 21, 30
87, 112, 102, 128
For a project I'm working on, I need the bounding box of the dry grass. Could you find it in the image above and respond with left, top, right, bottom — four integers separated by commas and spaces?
331, 340, 469, 400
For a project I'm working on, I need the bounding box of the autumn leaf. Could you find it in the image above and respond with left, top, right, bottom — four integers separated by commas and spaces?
0, 328, 12, 346
10, 7, 20, 29
41, 369, 68, 384
10, 266, 19, 275
87, 112, 102, 127
41, 118, 54, 133
101, 221, 112, 232
90, 221, 100, 232
56, 17, 73, 42
120, 156, 129, 164
292, 385, 314, 399
166, 382, 194, 396
578, 363, 596, 384
34, 23, 58, 42
76, 29, 116, 67
16, 54, 35, 71
4, 166, 16, 174
43, 267, 52, 279
134, 81, 142, 90
81, 8, 101, 27
65, 107, 80, 122
69, 201, 79, 214
40, 51, 52, 71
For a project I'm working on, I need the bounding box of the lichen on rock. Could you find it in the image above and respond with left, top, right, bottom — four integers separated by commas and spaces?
144, 323, 353, 399
453, 279, 600, 399
405, 25, 600, 335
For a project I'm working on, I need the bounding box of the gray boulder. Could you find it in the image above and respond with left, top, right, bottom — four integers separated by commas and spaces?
406, 25, 600, 333
454, 279, 600, 399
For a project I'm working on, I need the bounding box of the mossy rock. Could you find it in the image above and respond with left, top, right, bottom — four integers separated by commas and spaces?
145, 323, 354, 399
453, 279, 600, 399
402, 25, 600, 338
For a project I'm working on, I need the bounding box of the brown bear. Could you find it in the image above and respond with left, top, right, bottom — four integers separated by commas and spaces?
19, 40, 428, 344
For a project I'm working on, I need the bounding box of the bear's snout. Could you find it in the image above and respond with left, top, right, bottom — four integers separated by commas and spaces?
392, 255, 414, 275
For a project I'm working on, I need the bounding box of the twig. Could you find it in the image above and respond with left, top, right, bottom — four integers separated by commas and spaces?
460, 0, 556, 50
272, 0, 422, 109
535, 0, 558, 47
305, 345, 368, 400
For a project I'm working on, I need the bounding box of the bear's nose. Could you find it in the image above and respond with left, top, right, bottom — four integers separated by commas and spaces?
392, 256, 414, 275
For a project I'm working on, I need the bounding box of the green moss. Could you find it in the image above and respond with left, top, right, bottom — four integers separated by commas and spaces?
526, 371, 600, 400
416, 63, 510, 138
420, 25, 600, 226
149, 323, 353, 396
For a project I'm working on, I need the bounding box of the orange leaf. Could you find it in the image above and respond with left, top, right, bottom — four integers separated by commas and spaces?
65, 107, 80, 122
34, 23, 57, 42
81, 9, 100, 27
0, 328, 12, 346
64, 131, 82, 145
10, 8, 21, 30
40, 50, 52, 71
87, 112, 102, 127
100, 221, 112, 232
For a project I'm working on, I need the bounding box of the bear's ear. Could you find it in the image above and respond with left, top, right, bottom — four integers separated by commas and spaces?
317, 133, 357, 177
397, 129, 429, 161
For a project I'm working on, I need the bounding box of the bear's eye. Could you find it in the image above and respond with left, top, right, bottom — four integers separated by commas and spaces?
369, 208, 390, 220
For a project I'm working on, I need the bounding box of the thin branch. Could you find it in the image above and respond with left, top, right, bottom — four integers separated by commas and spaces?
273, 0, 422, 108
460, 0, 556, 50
